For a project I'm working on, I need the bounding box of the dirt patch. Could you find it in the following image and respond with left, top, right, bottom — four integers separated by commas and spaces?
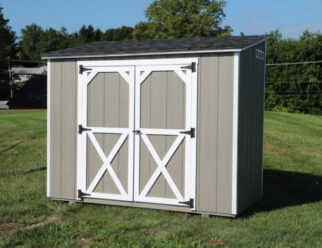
264, 143, 289, 156
0, 214, 60, 237
76, 237, 91, 247
0, 222, 20, 237
24, 214, 60, 230
204, 238, 225, 247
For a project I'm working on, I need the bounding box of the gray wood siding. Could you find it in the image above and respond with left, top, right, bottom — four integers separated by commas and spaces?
139, 71, 185, 199
197, 54, 234, 215
49, 54, 235, 215
49, 60, 77, 199
86, 72, 129, 194
237, 43, 265, 213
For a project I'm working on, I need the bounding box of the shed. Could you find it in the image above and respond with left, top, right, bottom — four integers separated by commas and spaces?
42, 35, 269, 217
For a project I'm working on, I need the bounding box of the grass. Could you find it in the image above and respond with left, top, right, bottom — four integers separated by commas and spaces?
0, 110, 321, 247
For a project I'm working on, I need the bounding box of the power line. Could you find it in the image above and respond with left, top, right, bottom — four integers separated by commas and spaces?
266, 81, 322, 84
266, 60, 322, 66
266, 93, 322, 97
273, 90, 322, 94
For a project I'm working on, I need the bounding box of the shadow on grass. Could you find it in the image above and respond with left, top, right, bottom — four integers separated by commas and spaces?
0, 141, 24, 155
242, 169, 322, 216
24, 166, 46, 174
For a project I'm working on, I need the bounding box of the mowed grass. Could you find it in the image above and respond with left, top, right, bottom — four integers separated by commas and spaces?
0, 110, 321, 247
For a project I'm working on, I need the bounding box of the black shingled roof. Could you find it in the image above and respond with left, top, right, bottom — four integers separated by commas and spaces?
42, 35, 269, 59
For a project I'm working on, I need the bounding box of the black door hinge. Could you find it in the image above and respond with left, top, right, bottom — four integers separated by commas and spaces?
181, 62, 196, 72
78, 124, 91, 134
179, 198, 194, 208
78, 189, 90, 200
79, 65, 92, 74
180, 128, 195, 138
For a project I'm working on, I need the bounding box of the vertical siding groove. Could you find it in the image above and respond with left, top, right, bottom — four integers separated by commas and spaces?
215, 56, 220, 212
59, 63, 63, 198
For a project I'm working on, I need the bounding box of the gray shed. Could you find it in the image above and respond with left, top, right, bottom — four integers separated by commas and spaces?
42, 35, 268, 217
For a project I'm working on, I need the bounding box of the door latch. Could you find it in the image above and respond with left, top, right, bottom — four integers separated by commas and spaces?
78, 124, 92, 134
180, 128, 195, 138
181, 62, 196, 72
179, 198, 194, 208
79, 65, 92, 74
77, 190, 90, 200
133, 130, 141, 135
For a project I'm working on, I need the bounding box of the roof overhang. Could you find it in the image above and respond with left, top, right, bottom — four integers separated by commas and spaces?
42, 36, 270, 60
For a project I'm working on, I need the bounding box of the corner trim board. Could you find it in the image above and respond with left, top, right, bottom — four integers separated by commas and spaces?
261, 42, 267, 197
46, 59, 51, 197
232, 52, 240, 215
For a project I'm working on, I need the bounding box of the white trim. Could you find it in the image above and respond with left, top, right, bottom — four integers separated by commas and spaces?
46, 60, 51, 197
86, 132, 128, 197
84, 192, 131, 201
80, 58, 198, 67
77, 64, 135, 201
232, 52, 240, 215
140, 128, 185, 135
139, 134, 185, 200
240, 37, 271, 52
89, 127, 130, 134
190, 63, 198, 210
42, 50, 241, 60
135, 196, 189, 207
133, 59, 198, 208
133, 67, 141, 201
76, 68, 85, 197
76, 58, 198, 208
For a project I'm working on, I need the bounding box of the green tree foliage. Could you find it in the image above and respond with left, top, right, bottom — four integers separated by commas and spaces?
266, 30, 322, 114
77, 25, 102, 43
133, 0, 232, 39
20, 24, 79, 61
102, 26, 133, 41
0, 5, 15, 100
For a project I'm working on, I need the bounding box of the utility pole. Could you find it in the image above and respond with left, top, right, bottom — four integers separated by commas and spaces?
7, 57, 13, 99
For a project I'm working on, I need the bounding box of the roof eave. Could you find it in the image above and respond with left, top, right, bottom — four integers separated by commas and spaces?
41, 48, 242, 60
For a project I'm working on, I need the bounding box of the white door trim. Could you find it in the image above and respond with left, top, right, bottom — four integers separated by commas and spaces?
76, 58, 198, 208
133, 60, 198, 208
80, 58, 198, 67
76, 64, 135, 201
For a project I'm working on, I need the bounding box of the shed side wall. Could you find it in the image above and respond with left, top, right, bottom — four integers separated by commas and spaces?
237, 43, 266, 213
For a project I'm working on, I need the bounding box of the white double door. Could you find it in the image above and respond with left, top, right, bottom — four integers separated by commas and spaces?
77, 59, 197, 208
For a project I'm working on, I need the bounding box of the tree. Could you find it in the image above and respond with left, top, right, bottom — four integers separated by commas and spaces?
0, 5, 15, 99
133, 0, 232, 39
20, 25, 80, 60
265, 30, 322, 114
78, 25, 102, 43
20, 24, 43, 60
102, 26, 133, 41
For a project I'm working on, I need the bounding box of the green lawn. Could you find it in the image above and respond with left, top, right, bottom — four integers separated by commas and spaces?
0, 110, 321, 247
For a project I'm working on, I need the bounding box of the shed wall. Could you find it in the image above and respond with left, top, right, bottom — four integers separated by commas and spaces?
237, 43, 266, 213
48, 54, 235, 215
49, 61, 77, 199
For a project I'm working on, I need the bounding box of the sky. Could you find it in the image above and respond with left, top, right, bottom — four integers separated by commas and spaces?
1, 0, 321, 39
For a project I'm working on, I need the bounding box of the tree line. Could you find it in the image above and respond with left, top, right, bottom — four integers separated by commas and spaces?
0, 0, 321, 114
266, 30, 321, 114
